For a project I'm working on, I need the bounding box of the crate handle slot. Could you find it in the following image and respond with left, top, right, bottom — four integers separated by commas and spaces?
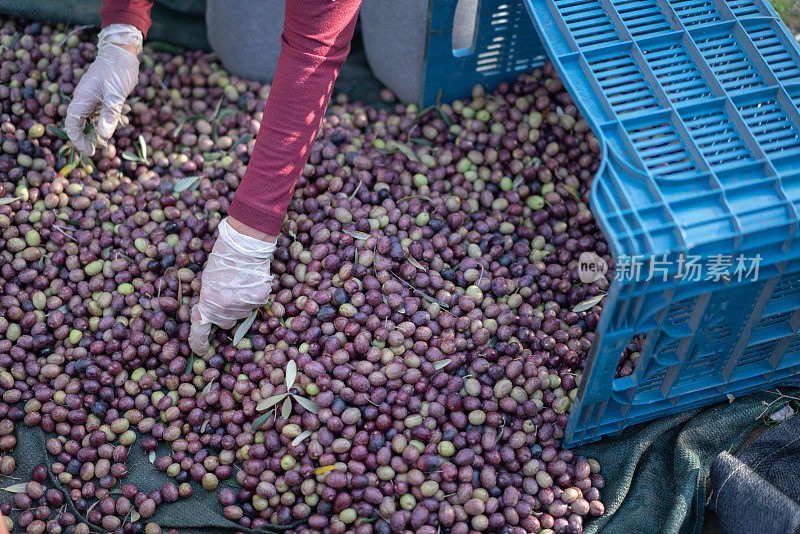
452, 0, 480, 57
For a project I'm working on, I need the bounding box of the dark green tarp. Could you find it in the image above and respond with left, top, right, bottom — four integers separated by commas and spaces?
577, 387, 800, 534
2, 389, 795, 533
2, 426, 302, 533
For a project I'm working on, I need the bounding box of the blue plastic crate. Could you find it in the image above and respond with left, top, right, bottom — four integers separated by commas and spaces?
420, 0, 547, 105
513, 0, 800, 445
420, 0, 800, 445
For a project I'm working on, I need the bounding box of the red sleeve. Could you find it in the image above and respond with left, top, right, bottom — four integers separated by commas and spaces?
228, 0, 363, 236
101, 0, 154, 37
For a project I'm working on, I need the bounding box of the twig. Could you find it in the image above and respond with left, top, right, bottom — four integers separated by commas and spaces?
764, 390, 800, 402
406, 123, 419, 143
53, 225, 77, 242
57, 25, 94, 48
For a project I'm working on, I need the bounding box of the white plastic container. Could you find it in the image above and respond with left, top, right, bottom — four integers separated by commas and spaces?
206, 0, 285, 83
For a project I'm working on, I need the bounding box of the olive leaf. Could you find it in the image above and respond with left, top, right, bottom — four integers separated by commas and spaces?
293, 395, 320, 415
415, 105, 436, 119
251, 411, 272, 432
79, 154, 94, 173
233, 309, 258, 346
397, 194, 432, 202
564, 185, 581, 202
47, 124, 70, 141
229, 133, 253, 152
433, 358, 452, 371
281, 397, 293, 420
200, 419, 209, 433
344, 229, 371, 240
172, 113, 203, 138
769, 403, 795, 422
203, 152, 224, 162
184, 355, 194, 375
410, 137, 434, 146
121, 151, 146, 164
382, 294, 406, 314
223, 477, 242, 488
257, 393, 287, 412
172, 176, 202, 193
210, 97, 224, 122
314, 465, 336, 475
2, 483, 28, 493
216, 108, 237, 122
137, 134, 148, 163
389, 270, 449, 308
572, 293, 607, 313
285, 359, 297, 390
416, 289, 449, 308
348, 180, 363, 201
213, 107, 237, 140
148, 451, 156, 464
57, 159, 78, 178
86, 500, 100, 514
0, 197, 21, 206
291, 430, 313, 447
408, 256, 426, 272
386, 140, 420, 162
202, 379, 215, 395
437, 106, 454, 128
130, 510, 141, 523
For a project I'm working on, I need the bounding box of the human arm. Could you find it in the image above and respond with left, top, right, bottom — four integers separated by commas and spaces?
226, 0, 363, 235
101, 0, 154, 37
188, 0, 363, 354
64, 0, 153, 154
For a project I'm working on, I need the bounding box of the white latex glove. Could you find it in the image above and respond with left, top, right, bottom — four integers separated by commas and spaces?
66, 24, 142, 156
189, 218, 276, 355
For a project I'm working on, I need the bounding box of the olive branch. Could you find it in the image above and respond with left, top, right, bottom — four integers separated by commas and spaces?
251, 360, 319, 431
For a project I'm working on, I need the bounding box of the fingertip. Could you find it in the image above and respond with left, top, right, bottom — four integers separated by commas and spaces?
188, 327, 211, 356
72, 137, 96, 157
64, 113, 84, 138
189, 339, 209, 357
190, 318, 211, 337
96, 107, 120, 140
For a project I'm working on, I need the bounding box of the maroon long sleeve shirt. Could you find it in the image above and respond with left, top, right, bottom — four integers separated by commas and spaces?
102, 0, 362, 235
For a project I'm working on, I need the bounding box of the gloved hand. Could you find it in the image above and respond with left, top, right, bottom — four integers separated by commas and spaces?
66, 24, 142, 156
188, 217, 276, 355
